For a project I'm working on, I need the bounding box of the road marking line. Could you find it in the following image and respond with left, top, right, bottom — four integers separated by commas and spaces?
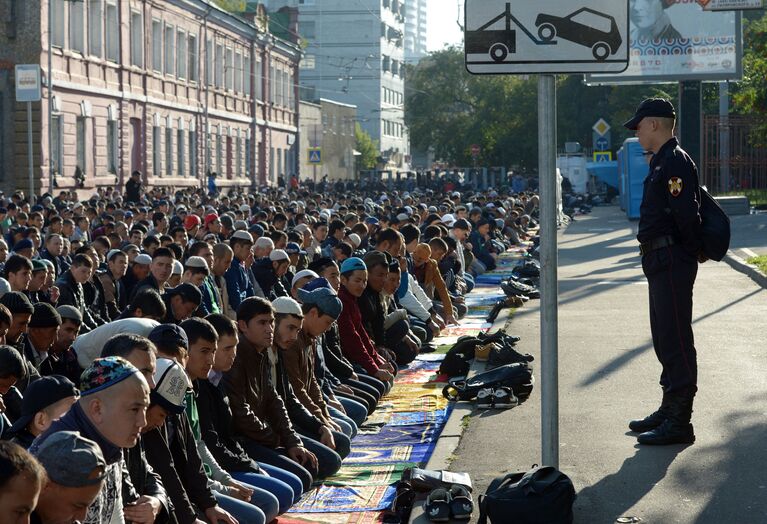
742, 248, 759, 259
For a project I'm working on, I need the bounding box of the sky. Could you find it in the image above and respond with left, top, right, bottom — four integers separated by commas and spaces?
426, 0, 464, 52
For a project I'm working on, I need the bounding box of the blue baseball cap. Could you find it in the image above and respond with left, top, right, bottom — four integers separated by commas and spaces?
340, 257, 366, 275
285, 242, 305, 256
13, 238, 34, 252
365, 217, 380, 225
297, 285, 343, 320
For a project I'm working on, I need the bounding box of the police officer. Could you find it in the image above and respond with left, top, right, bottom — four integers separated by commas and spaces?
624, 98, 705, 446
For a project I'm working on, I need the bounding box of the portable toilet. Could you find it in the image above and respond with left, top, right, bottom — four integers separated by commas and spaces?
617, 145, 626, 211
556, 155, 589, 193
622, 138, 648, 220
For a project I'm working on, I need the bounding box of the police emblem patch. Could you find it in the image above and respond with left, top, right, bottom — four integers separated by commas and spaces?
668, 177, 683, 197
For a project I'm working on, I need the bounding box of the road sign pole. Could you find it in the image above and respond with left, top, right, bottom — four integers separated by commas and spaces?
538, 73, 559, 469
27, 101, 34, 201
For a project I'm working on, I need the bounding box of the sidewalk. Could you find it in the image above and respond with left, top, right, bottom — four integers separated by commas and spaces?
446, 206, 767, 523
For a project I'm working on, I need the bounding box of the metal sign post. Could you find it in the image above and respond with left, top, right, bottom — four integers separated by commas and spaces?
465, 0, 630, 469
15, 65, 42, 202
538, 74, 559, 467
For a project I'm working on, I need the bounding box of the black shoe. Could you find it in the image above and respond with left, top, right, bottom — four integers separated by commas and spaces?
486, 299, 506, 323
629, 396, 670, 433
637, 419, 695, 445
637, 395, 695, 446
487, 345, 534, 368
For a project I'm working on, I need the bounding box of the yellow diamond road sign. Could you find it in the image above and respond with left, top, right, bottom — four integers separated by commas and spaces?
592, 118, 610, 137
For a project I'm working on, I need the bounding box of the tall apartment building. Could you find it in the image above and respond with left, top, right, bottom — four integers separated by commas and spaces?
0, 0, 301, 195
404, 0, 428, 64
265, 0, 409, 171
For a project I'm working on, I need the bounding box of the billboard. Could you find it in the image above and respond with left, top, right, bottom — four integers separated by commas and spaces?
700, 0, 763, 10
586, 0, 742, 84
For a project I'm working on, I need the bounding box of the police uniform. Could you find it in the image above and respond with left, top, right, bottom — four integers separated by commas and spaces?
625, 99, 702, 446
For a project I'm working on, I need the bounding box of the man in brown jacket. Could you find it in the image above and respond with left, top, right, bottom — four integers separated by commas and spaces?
222, 296, 318, 493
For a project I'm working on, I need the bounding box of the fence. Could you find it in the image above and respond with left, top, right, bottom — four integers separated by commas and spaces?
702, 115, 767, 194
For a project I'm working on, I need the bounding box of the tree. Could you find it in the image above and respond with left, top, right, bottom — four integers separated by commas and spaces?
731, 11, 767, 146
355, 123, 379, 170
213, 0, 246, 12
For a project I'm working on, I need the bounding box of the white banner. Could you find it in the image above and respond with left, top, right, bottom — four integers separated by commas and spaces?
587, 0, 742, 83
700, 0, 763, 10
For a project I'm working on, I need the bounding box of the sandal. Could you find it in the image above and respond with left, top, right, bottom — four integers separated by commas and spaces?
424, 487, 451, 522
448, 484, 474, 520
383, 480, 416, 523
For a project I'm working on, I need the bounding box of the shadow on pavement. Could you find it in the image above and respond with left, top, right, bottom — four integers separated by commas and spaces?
577, 287, 765, 388
676, 408, 767, 522
574, 444, 692, 522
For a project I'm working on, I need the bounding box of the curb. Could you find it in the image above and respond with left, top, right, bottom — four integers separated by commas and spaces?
723, 250, 767, 289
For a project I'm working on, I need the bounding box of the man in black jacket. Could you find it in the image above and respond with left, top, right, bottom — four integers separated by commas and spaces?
126, 170, 143, 204
143, 357, 236, 524
55, 254, 100, 333
194, 314, 301, 515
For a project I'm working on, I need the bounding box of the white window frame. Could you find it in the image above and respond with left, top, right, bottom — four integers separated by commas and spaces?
51, 0, 65, 48
176, 30, 187, 80
164, 25, 175, 76
152, 19, 163, 72
70, 1, 85, 53
188, 34, 198, 82
105, 1, 119, 62
225, 47, 234, 91
130, 11, 144, 67
88, 0, 102, 57
234, 51, 242, 93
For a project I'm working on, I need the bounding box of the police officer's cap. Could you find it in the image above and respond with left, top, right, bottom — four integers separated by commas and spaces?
623, 98, 676, 130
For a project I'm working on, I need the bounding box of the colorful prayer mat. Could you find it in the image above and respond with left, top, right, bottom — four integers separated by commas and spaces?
323, 463, 417, 486
289, 484, 396, 513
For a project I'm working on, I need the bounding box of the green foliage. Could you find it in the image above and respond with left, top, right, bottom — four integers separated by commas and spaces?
355, 124, 379, 170
213, 0, 247, 13
746, 255, 767, 274
732, 12, 767, 146
405, 47, 675, 170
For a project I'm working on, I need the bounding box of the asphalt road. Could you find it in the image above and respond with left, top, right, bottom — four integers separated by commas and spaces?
729, 212, 767, 258
451, 205, 767, 524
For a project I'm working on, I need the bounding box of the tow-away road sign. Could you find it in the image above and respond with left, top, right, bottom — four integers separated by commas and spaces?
465, 0, 629, 75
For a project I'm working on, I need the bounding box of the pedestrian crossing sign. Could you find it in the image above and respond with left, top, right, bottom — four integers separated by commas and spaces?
593, 151, 612, 163
308, 148, 322, 165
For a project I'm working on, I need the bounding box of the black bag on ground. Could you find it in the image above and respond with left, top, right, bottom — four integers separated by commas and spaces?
439, 337, 480, 377
442, 362, 534, 402
478, 465, 576, 524
699, 186, 730, 262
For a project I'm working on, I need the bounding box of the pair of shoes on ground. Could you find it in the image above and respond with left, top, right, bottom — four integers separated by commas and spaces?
476, 387, 518, 409
425, 485, 473, 522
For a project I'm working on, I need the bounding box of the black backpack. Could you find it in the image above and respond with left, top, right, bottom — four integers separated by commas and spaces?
439, 337, 481, 378
442, 362, 534, 402
699, 187, 731, 262
478, 465, 576, 524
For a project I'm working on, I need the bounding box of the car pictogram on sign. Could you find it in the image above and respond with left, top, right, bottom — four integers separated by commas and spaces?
535, 7, 623, 61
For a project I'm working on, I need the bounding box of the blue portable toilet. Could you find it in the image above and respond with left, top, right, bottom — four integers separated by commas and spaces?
622, 138, 648, 220
617, 145, 626, 211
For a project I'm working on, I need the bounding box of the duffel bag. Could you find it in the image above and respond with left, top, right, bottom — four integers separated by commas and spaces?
478, 465, 576, 524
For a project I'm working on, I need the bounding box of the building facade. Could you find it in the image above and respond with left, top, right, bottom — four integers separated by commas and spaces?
0, 0, 302, 196
404, 0, 428, 64
265, 0, 409, 171
299, 98, 356, 182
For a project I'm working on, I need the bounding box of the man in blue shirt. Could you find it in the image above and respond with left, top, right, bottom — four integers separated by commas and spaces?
224, 231, 256, 315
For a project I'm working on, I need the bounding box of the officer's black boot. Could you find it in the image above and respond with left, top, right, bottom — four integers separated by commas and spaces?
628, 393, 670, 433
637, 395, 695, 446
